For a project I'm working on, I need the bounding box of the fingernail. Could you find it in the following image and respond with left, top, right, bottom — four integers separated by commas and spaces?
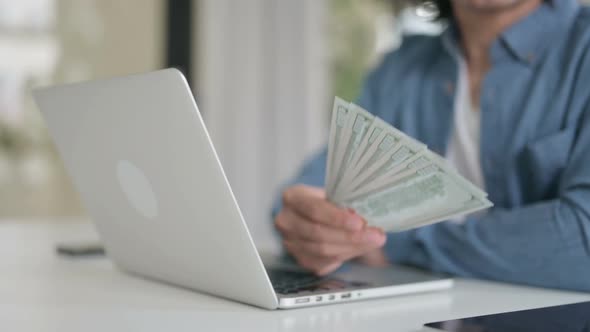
363, 230, 385, 244
345, 215, 363, 231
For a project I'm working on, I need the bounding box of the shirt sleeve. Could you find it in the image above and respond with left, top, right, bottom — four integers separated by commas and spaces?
385, 106, 590, 292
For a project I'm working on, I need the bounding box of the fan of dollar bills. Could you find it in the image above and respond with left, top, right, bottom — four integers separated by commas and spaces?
326, 97, 493, 232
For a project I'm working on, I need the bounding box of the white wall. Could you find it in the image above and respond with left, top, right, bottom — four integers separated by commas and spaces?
196, 0, 329, 251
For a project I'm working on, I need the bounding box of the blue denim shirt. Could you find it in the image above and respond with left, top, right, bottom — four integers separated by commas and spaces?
273, 0, 590, 291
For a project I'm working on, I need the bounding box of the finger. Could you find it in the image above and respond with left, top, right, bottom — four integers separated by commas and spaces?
342, 227, 387, 261
284, 241, 342, 275
285, 238, 352, 261
284, 231, 386, 276
283, 240, 335, 266
277, 209, 364, 244
274, 210, 291, 236
282, 185, 364, 231
286, 229, 386, 262
316, 261, 342, 276
276, 209, 387, 247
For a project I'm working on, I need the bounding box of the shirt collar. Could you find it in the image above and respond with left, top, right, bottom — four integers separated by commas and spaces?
442, 0, 581, 65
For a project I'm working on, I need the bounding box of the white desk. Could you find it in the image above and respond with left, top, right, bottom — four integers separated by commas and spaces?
2, 221, 589, 332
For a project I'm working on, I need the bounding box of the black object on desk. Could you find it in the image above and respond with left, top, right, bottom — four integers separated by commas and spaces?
426, 301, 590, 332
55, 243, 105, 257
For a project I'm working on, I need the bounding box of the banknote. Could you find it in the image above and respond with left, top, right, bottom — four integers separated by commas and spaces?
325, 97, 492, 232
335, 137, 426, 202
391, 196, 493, 232
342, 160, 491, 231
328, 103, 374, 198
335, 117, 403, 196
325, 97, 351, 196
341, 150, 440, 202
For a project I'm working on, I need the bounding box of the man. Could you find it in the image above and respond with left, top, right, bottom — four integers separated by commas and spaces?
272, 0, 590, 291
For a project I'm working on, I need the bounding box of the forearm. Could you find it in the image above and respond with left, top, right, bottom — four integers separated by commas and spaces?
385, 198, 590, 291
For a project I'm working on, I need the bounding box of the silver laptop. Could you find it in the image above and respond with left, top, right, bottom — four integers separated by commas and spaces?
33, 69, 452, 309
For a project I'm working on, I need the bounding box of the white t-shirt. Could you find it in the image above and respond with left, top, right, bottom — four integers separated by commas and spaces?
445, 59, 485, 222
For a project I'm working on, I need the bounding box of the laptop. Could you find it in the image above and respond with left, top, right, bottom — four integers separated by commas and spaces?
32, 69, 452, 309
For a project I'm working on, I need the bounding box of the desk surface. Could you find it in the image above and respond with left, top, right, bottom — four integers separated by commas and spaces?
2, 221, 589, 332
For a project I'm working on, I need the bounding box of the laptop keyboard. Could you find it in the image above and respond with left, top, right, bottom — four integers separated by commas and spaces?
267, 269, 370, 295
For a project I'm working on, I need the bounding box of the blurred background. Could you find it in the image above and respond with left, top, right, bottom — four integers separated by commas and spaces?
5, 0, 579, 250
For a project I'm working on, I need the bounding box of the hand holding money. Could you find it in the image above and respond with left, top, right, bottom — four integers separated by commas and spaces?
275, 184, 387, 275
276, 97, 492, 275
326, 97, 493, 232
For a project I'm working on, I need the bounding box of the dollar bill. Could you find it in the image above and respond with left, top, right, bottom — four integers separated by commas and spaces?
342, 150, 436, 202
426, 151, 488, 199
325, 97, 351, 196
328, 104, 374, 199
342, 149, 487, 203
342, 158, 492, 231
335, 117, 400, 196
335, 137, 426, 202
391, 195, 493, 232
324, 97, 492, 232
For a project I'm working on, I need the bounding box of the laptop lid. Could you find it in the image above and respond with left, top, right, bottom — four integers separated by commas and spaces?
33, 69, 278, 309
